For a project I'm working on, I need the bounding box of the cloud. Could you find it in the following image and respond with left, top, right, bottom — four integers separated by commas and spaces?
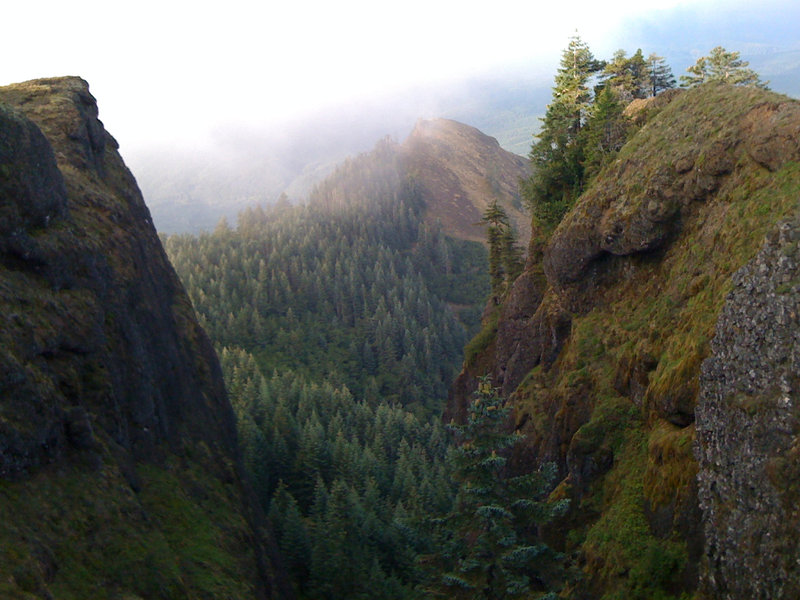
0, 0, 787, 150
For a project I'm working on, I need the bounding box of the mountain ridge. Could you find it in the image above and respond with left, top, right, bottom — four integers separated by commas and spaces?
309, 117, 530, 249
402, 117, 530, 246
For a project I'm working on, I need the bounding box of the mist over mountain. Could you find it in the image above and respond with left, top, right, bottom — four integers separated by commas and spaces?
134, 16, 799, 235
130, 73, 549, 233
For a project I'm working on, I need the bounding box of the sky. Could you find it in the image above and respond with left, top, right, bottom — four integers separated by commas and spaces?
1, 0, 793, 153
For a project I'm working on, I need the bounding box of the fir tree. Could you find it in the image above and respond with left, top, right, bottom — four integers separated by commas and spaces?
581, 85, 629, 178
601, 49, 648, 101
422, 377, 567, 599
482, 200, 523, 300
522, 34, 603, 230
647, 53, 676, 96
680, 46, 768, 88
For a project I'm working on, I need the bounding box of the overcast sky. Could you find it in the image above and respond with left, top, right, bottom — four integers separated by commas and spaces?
2, 0, 791, 152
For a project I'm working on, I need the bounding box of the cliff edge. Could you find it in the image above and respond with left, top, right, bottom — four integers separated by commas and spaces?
0, 77, 289, 599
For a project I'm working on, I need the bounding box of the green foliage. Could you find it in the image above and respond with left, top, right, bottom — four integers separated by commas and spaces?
482, 199, 523, 299
420, 378, 567, 599
163, 147, 496, 598
647, 53, 676, 96
523, 34, 603, 230
601, 49, 649, 102
680, 46, 768, 88
221, 352, 456, 598
581, 86, 630, 179
521, 38, 680, 235
165, 167, 474, 415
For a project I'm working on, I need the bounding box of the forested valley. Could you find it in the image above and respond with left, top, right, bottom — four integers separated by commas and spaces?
164, 39, 673, 599
164, 140, 501, 597
162, 37, 783, 600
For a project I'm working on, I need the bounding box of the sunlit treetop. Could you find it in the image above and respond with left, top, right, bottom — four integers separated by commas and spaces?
680, 46, 768, 89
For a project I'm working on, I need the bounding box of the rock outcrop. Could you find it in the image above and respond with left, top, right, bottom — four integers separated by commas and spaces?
0, 77, 290, 599
696, 215, 800, 599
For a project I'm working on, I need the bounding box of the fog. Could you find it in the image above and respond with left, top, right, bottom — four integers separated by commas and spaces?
3, 0, 798, 232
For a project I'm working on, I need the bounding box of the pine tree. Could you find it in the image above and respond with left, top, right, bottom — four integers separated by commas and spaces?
680, 46, 767, 88
422, 377, 567, 599
647, 53, 676, 96
522, 34, 603, 231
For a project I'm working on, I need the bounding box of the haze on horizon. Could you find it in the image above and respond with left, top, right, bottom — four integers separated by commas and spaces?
5, 0, 796, 155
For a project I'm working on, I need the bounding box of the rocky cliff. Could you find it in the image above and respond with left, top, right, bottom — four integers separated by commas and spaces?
449, 83, 800, 598
0, 77, 289, 599
696, 214, 800, 599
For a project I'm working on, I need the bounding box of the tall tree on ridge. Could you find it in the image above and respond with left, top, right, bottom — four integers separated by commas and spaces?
680, 46, 767, 88
482, 199, 523, 300
647, 53, 676, 96
601, 48, 648, 102
522, 34, 603, 231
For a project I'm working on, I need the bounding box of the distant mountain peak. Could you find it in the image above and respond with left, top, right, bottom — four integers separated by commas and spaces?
401, 118, 530, 246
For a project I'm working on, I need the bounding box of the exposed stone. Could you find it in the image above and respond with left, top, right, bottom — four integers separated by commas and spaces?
696, 215, 800, 599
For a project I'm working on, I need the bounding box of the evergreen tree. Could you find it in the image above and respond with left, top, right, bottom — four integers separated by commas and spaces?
481, 200, 523, 300
601, 49, 648, 101
522, 34, 603, 230
268, 482, 311, 592
646, 53, 676, 96
680, 46, 767, 88
422, 377, 567, 599
581, 85, 629, 178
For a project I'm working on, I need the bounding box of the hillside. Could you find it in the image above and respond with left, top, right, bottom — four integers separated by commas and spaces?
402, 118, 531, 246
163, 130, 478, 596
449, 83, 800, 599
0, 77, 290, 599
313, 118, 530, 248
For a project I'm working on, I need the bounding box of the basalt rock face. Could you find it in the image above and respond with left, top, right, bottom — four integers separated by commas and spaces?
448, 84, 800, 598
0, 78, 289, 599
696, 215, 800, 599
